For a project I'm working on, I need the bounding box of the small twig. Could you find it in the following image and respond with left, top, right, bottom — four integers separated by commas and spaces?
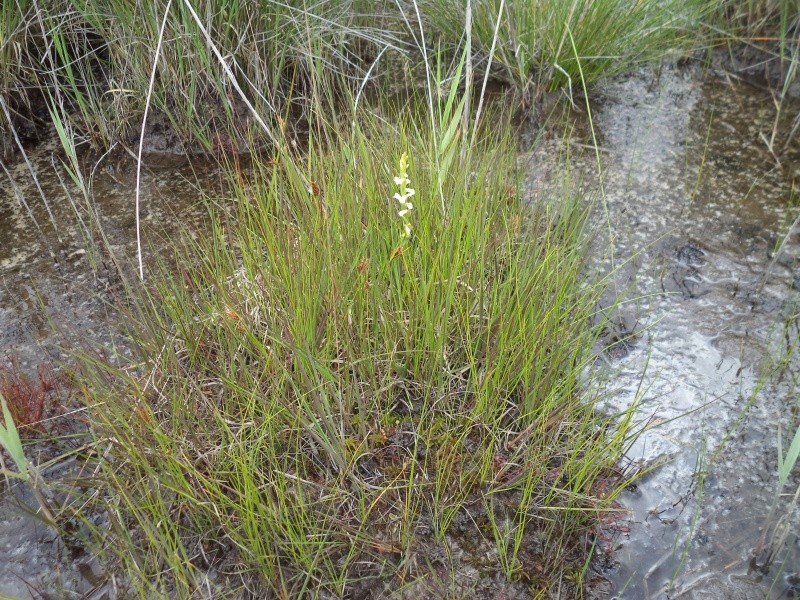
135, 0, 173, 281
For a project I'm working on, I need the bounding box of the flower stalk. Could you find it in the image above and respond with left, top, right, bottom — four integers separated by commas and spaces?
392, 153, 415, 238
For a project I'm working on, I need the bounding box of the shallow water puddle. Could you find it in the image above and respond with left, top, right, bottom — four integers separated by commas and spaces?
525, 66, 800, 599
0, 144, 219, 598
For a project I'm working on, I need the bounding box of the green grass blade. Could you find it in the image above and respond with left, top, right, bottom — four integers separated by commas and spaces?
0, 394, 28, 478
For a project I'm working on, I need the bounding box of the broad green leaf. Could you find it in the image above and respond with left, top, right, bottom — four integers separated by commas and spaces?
0, 395, 28, 478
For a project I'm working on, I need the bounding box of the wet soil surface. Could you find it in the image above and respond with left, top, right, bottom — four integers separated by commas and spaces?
522, 64, 800, 599
0, 138, 222, 599
2, 64, 800, 598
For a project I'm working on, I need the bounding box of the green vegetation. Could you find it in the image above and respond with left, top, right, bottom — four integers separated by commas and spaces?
423, 0, 711, 97
1, 0, 756, 153
2, 0, 799, 597
3, 1, 797, 154
1, 0, 395, 150
73, 97, 636, 595
1, 0, 40, 155
44, 0, 398, 149
0, 0, 31, 101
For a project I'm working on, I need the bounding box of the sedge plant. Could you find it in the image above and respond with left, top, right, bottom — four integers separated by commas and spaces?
35, 0, 401, 151
421, 0, 712, 99
66, 7, 638, 594
72, 83, 637, 598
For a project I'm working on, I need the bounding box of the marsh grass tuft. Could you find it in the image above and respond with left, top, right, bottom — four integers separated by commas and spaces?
421, 0, 712, 99
74, 102, 636, 597
29, 0, 402, 151
0, 0, 45, 145
2, 0, 723, 155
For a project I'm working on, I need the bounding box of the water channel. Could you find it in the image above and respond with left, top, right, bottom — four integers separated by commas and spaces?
525, 64, 800, 599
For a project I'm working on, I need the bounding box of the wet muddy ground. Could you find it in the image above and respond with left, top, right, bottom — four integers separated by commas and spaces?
522, 64, 799, 598
1, 63, 800, 598
0, 142, 221, 598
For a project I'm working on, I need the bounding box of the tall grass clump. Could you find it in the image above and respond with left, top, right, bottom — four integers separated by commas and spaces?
75, 103, 633, 596
713, 0, 800, 152
39, 0, 399, 151
422, 0, 711, 98
0, 0, 64, 152
1, 0, 33, 101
